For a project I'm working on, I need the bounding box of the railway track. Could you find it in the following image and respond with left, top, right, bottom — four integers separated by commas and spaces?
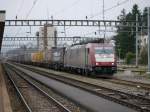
3, 66, 29, 112
103, 78, 150, 91
4, 65, 72, 112
7, 62, 150, 112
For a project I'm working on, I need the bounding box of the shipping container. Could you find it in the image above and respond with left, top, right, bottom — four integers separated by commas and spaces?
51, 47, 65, 63
31, 51, 44, 62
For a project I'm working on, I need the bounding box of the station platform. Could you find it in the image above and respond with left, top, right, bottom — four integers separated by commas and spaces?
0, 64, 12, 112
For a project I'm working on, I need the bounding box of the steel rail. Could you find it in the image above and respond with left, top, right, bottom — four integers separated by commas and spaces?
117, 68, 146, 74
3, 65, 32, 112
9, 63, 150, 112
106, 78, 150, 90
5, 64, 72, 112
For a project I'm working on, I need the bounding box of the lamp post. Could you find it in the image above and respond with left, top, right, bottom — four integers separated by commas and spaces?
136, 14, 139, 67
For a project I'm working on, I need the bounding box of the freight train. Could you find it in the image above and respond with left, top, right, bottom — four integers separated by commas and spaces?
8, 43, 117, 77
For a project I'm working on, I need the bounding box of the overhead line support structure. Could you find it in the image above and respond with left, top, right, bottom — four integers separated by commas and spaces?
3, 36, 88, 41
5, 19, 143, 28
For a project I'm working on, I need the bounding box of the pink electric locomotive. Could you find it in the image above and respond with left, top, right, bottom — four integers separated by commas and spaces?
64, 43, 117, 76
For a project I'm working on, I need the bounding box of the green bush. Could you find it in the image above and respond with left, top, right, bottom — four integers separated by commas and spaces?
125, 52, 135, 64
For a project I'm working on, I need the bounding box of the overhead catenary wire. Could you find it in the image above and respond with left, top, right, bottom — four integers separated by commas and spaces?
13, 0, 80, 47
85, 0, 129, 38
12, 0, 129, 37
25, 0, 39, 19
5, 0, 132, 50
52, 0, 81, 16
9, 0, 39, 52
11, 0, 25, 51
83, 29, 138, 36
14, 0, 39, 37
15, 0, 25, 19
89, 0, 129, 19
51, 0, 81, 36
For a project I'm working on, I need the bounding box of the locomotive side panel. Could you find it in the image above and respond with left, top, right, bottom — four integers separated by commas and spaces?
64, 45, 89, 69
64, 43, 117, 76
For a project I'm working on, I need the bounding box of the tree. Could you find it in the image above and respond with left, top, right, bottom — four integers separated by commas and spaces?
142, 7, 148, 35
115, 9, 127, 59
115, 4, 141, 59
125, 52, 135, 64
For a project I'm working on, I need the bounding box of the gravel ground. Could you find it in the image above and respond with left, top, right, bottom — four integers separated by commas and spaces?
9, 63, 139, 112
24, 64, 150, 98
3, 69, 27, 112
114, 71, 150, 84
20, 71, 87, 112
8, 68, 63, 112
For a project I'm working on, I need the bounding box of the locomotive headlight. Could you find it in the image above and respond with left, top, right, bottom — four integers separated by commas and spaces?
96, 63, 99, 65
112, 63, 114, 65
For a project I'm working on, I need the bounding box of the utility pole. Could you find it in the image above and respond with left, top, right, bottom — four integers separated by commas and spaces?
103, 0, 106, 41
102, 0, 104, 20
136, 14, 138, 67
147, 7, 150, 73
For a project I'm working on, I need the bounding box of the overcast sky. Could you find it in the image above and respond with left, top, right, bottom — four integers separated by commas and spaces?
1, 0, 150, 20
1, 0, 150, 51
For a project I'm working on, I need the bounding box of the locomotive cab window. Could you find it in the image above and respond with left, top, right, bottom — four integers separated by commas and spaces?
95, 47, 113, 54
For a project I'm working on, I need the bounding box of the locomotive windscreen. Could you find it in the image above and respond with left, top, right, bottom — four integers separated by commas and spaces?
94, 47, 114, 62
95, 47, 113, 54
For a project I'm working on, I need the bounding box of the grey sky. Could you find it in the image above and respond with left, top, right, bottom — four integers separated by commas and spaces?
1, 0, 150, 20
1, 0, 150, 52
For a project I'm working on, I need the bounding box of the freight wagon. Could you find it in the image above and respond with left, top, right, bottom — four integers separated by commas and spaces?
31, 51, 44, 62
8, 43, 117, 77
27, 47, 65, 70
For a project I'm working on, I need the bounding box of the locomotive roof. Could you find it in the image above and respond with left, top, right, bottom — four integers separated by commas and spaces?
71, 38, 104, 46
87, 43, 114, 47
67, 43, 113, 50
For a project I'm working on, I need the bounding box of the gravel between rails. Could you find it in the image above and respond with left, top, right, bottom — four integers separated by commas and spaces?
101, 78, 150, 99
3, 66, 27, 112
16, 68, 87, 112
10, 63, 150, 111
7, 67, 63, 112
114, 71, 150, 84
12, 62, 150, 101
20, 63, 150, 98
